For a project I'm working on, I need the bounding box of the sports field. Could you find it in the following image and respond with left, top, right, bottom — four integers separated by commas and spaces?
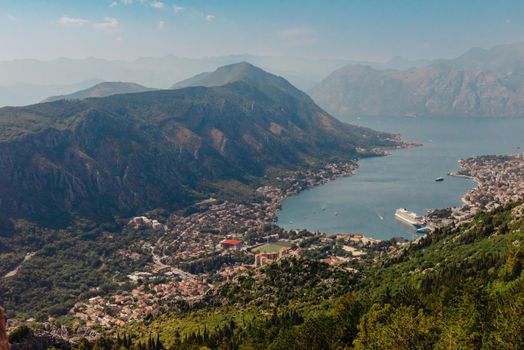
252, 242, 292, 253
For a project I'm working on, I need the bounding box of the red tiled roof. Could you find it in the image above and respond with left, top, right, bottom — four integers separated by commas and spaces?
221, 239, 242, 245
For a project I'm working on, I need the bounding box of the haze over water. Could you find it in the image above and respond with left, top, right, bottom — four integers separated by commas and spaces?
277, 116, 524, 240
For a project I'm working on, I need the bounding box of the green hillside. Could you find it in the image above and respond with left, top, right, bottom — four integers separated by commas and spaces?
0, 63, 400, 231
52, 202, 524, 350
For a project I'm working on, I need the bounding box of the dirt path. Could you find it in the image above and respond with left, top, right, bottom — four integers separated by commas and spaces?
4, 252, 36, 278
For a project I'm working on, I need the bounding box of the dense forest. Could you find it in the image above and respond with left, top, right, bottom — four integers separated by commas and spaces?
0, 218, 162, 320
9, 202, 524, 349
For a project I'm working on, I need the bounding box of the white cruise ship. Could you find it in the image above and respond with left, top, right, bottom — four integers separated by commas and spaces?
395, 208, 425, 227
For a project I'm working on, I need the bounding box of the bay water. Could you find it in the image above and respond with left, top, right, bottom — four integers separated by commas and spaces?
277, 117, 524, 240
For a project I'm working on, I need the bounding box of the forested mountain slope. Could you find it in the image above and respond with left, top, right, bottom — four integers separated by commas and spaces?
119, 202, 524, 349
0, 63, 399, 231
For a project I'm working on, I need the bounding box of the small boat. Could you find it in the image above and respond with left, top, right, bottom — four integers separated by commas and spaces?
416, 226, 431, 234
435, 177, 444, 182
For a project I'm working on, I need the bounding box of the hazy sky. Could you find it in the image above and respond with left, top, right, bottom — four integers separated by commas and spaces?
1, 0, 523, 61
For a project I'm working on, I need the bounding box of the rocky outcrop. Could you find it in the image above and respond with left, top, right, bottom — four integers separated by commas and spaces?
0, 307, 9, 350
6, 321, 98, 350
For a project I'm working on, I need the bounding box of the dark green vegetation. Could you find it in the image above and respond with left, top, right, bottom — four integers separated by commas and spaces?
310, 42, 524, 119
57, 202, 524, 350
208, 258, 358, 309
43, 82, 155, 103
0, 218, 162, 320
0, 62, 398, 231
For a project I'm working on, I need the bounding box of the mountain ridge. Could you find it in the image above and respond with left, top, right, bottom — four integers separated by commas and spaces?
0, 63, 401, 230
0, 53, 435, 107
42, 81, 155, 102
310, 41, 524, 119
171, 62, 314, 104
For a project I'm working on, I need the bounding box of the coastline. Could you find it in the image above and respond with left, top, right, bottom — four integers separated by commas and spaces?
425, 154, 524, 230
273, 143, 418, 239
447, 171, 479, 207
62, 155, 396, 328
5, 144, 412, 327
419, 170, 480, 232
277, 147, 498, 241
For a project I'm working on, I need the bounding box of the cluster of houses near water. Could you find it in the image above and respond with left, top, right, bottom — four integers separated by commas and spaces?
422, 154, 524, 229
66, 162, 395, 327
459, 154, 524, 211
69, 152, 524, 327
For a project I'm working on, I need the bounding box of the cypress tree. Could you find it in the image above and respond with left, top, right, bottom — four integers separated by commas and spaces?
156, 334, 164, 350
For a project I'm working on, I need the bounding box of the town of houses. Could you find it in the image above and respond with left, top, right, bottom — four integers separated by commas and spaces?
459, 154, 524, 211
68, 162, 388, 327
69, 154, 524, 328
426, 154, 524, 228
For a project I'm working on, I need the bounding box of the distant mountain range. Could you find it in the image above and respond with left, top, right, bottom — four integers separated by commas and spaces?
0, 62, 400, 230
0, 54, 431, 107
43, 82, 155, 102
0, 55, 353, 107
0, 79, 104, 107
310, 42, 524, 119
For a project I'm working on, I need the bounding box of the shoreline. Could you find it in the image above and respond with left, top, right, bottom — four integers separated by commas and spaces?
447, 171, 480, 207
276, 149, 500, 241
62, 157, 391, 328
425, 154, 524, 230
273, 144, 418, 241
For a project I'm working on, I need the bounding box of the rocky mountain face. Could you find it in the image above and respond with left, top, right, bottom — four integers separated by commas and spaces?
0, 308, 7, 350
0, 63, 400, 230
42, 82, 154, 102
445, 42, 524, 75
310, 42, 524, 119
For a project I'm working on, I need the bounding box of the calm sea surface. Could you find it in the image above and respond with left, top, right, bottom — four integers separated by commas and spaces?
277, 117, 524, 240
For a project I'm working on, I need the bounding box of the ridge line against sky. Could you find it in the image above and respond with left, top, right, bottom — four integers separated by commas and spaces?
0, 0, 523, 61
